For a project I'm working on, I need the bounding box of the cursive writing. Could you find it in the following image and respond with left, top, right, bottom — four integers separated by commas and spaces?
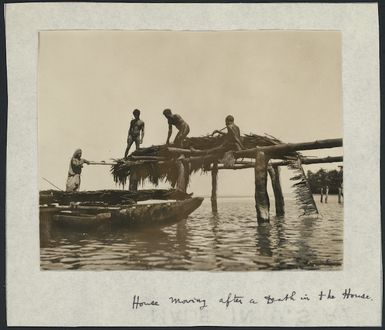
219, 293, 244, 308
264, 291, 296, 304
132, 295, 159, 309
169, 296, 208, 310
342, 288, 371, 300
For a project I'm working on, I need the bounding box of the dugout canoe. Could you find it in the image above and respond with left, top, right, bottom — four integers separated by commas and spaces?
44, 197, 204, 229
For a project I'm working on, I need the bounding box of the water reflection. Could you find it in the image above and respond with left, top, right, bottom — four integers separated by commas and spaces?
40, 197, 343, 271
256, 223, 272, 257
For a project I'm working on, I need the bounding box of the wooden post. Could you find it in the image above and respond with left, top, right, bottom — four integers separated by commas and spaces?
129, 168, 138, 191
255, 151, 270, 223
176, 159, 187, 192
320, 188, 324, 203
184, 160, 190, 193
211, 161, 218, 213
325, 185, 329, 203
267, 165, 285, 216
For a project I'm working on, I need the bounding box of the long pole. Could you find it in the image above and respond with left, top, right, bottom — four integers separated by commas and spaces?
235, 138, 343, 158
41, 177, 63, 191
88, 161, 115, 166
205, 156, 343, 171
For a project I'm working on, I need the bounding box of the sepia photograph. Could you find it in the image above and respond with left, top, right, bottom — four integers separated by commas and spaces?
38, 30, 343, 271
6, 2, 381, 326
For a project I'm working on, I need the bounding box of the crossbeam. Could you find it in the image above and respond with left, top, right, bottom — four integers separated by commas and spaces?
235, 138, 342, 158
206, 156, 343, 171
272, 156, 343, 167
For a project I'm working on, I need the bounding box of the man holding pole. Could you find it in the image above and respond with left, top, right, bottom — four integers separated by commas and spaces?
66, 149, 90, 192
212, 115, 245, 151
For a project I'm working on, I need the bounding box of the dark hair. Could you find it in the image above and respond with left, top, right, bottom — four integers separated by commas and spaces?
133, 109, 140, 116
226, 115, 234, 122
163, 109, 172, 116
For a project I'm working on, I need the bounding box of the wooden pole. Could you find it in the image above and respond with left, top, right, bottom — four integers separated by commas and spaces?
129, 169, 138, 191
255, 151, 270, 223
166, 138, 343, 158
267, 165, 285, 216
206, 156, 343, 171
211, 162, 218, 213
88, 161, 116, 166
320, 188, 324, 203
176, 158, 187, 192
338, 187, 342, 204
121, 153, 343, 170
235, 138, 343, 158
131, 156, 167, 161
183, 159, 191, 193
272, 156, 343, 167
325, 185, 329, 203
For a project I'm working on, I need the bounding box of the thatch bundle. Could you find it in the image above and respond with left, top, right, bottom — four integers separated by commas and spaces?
111, 154, 218, 188
287, 158, 319, 216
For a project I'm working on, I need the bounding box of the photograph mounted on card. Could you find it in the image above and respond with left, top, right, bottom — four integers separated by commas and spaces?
5, 2, 381, 327
38, 30, 343, 271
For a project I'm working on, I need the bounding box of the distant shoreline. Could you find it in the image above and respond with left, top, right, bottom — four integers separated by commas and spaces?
201, 193, 339, 198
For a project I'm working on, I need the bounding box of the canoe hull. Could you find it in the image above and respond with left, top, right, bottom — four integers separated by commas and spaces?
43, 197, 204, 230
114, 197, 203, 227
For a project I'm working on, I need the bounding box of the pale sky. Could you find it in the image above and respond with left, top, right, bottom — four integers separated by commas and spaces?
38, 30, 342, 196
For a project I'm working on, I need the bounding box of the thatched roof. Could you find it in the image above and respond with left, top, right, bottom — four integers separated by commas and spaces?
110, 133, 318, 215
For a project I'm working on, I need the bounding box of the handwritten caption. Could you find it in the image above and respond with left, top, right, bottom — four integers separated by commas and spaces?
131, 288, 372, 310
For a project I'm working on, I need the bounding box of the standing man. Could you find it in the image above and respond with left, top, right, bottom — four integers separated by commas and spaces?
66, 149, 90, 192
124, 109, 145, 158
163, 108, 190, 147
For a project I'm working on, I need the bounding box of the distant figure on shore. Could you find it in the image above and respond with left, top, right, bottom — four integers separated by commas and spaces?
163, 109, 190, 147
66, 149, 90, 192
212, 115, 245, 150
124, 109, 145, 158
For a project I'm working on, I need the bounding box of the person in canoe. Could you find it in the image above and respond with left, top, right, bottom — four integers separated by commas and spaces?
124, 109, 145, 158
163, 109, 190, 147
66, 149, 90, 192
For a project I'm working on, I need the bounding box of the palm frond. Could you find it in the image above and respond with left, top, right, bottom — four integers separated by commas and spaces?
287, 158, 319, 216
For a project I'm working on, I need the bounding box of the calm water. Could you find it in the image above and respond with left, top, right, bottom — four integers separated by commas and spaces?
40, 196, 343, 271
